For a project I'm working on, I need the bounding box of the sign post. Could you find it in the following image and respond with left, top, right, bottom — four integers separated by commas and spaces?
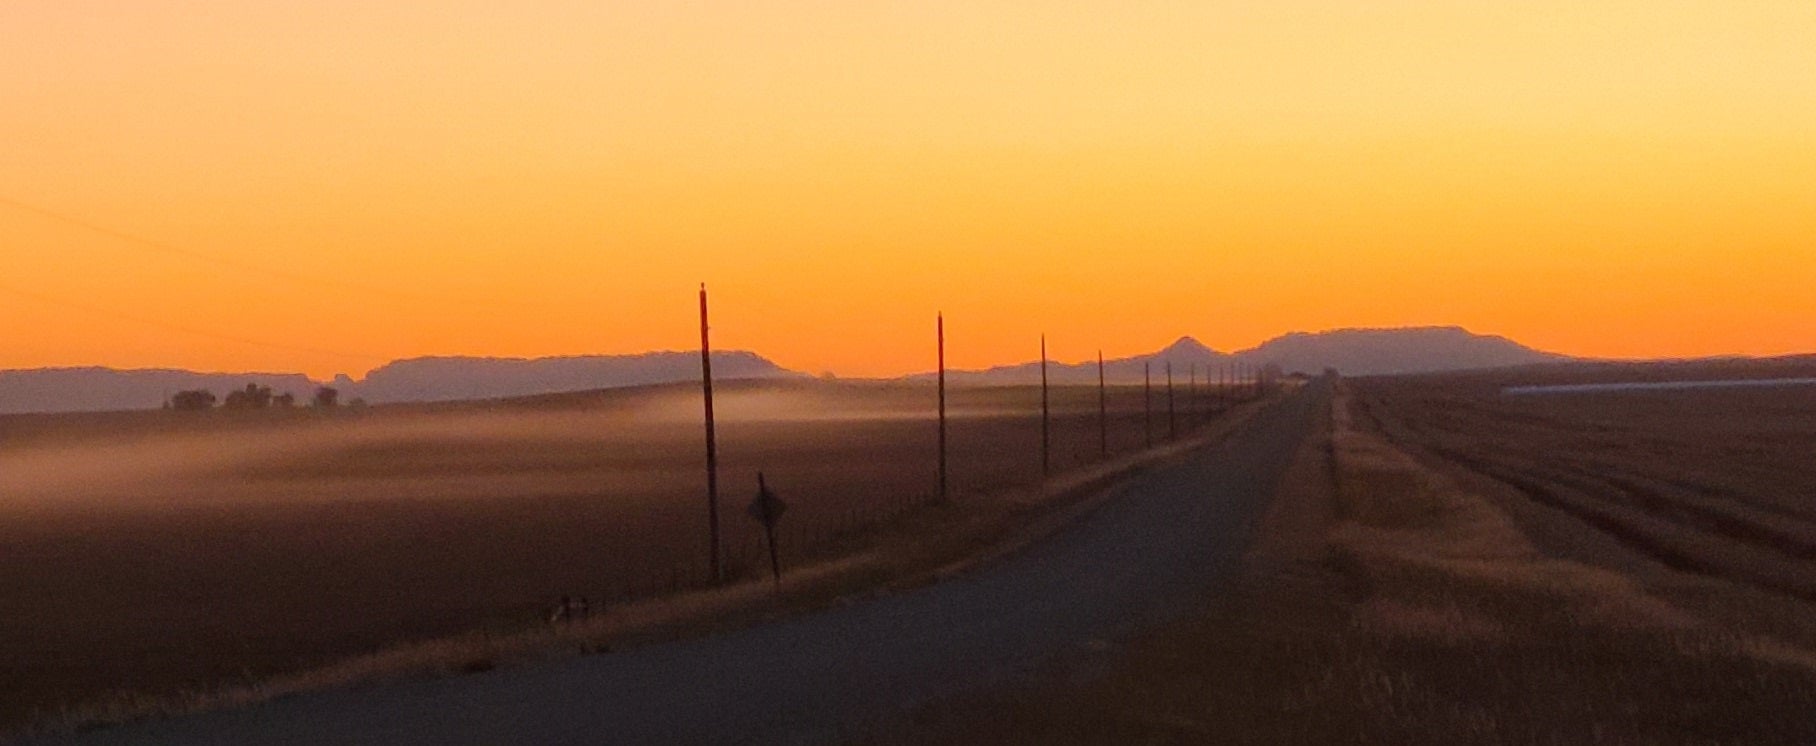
748, 472, 789, 589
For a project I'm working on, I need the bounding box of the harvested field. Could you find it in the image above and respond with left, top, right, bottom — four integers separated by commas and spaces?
1352, 370, 1816, 602
899, 369, 1816, 743
0, 377, 1247, 733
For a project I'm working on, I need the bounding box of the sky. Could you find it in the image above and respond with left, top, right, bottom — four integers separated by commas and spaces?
1, 1, 1812, 379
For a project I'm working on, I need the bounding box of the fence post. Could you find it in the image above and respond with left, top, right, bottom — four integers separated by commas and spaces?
698, 283, 722, 584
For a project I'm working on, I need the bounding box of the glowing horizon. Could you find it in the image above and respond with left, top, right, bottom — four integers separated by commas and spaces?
3, 1, 1812, 380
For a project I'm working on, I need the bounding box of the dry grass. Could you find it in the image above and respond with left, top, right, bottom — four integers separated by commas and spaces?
892, 379, 1816, 744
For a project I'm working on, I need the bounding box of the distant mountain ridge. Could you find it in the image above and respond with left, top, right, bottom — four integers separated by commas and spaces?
1243, 326, 1566, 377
928, 326, 1568, 384
0, 352, 797, 415
333, 351, 797, 404
0, 327, 1565, 414
919, 336, 1231, 386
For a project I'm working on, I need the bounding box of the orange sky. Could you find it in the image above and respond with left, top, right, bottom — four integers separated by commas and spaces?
2, 1, 1812, 380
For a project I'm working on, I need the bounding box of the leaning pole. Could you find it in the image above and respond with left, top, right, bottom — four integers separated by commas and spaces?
699, 283, 722, 584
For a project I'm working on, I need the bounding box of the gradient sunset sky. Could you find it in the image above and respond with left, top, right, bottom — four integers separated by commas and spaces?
2, 1, 1811, 379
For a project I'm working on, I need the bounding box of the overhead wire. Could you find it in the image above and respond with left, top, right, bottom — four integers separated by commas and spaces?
0, 195, 593, 366
0, 281, 390, 364
0, 196, 569, 311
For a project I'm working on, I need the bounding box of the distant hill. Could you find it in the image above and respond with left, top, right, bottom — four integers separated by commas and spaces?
1244, 326, 1566, 376
0, 368, 317, 415
0, 351, 798, 414
921, 336, 1230, 386
0, 328, 1570, 414
336, 351, 799, 404
924, 327, 1568, 385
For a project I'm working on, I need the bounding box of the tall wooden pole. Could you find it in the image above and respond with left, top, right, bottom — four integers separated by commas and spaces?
1040, 334, 1050, 477
937, 313, 947, 501
698, 284, 722, 584
1166, 361, 1176, 441
1097, 350, 1107, 459
1143, 361, 1153, 448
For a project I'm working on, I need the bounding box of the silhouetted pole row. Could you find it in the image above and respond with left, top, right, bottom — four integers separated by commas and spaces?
698, 295, 1274, 587
937, 313, 948, 501
1040, 334, 1050, 477
1144, 362, 1153, 448
1097, 350, 1107, 459
698, 283, 722, 584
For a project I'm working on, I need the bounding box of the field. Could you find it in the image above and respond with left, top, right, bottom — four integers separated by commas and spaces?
1353, 369, 1816, 604
900, 364, 1816, 743
0, 377, 1245, 732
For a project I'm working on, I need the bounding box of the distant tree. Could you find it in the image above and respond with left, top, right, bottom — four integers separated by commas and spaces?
313, 386, 340, 408
273, 392, 297, 408
223, 383, 274, 410
346, 397, 368, 409
170, 389, 217, 411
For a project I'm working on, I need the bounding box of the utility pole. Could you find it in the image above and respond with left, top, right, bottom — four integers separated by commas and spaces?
698, 283, 721, 584
1097, 350, 1107, 459
937, 313, 947, 501
1040, 334, 1050, 477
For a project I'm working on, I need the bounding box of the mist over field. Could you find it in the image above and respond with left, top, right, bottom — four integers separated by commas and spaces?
0, 382, 1055, 513
0, 378, 1210, 729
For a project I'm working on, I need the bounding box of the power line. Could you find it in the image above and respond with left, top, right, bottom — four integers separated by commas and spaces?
0, 281, 389, 364
0, 196, 565, 311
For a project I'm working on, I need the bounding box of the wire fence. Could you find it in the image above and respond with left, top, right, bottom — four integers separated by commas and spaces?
592, 365, 1269, 605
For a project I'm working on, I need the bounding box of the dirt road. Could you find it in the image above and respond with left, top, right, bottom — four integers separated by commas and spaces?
53, 384, 1323, 746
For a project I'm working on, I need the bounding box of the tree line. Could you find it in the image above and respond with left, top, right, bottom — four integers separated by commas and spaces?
167, 384, 360, 412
